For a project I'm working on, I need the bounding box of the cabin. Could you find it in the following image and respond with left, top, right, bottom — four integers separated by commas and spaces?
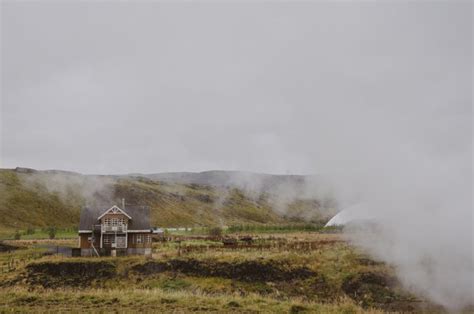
78, 204, 153, 256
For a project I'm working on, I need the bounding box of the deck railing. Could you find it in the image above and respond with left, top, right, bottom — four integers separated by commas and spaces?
101, 224, 128, 233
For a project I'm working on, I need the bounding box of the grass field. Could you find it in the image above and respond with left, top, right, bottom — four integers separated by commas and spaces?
0, 229, 78, 241
0, 231, 448, 313
0, 287, 384, 313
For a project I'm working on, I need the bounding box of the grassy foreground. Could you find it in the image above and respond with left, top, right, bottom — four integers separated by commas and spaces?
0, 232, 446, 313
0, 287, 381, 313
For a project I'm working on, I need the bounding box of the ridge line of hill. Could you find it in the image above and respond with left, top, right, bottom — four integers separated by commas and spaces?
0, 167, 337, 235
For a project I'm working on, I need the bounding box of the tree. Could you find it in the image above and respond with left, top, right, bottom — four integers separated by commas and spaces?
47, 227, 57, 239
14, 230, 21, 240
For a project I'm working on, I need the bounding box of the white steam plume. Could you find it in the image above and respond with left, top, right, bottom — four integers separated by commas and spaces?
310, 104, 473, 310
19, 171, 116, 205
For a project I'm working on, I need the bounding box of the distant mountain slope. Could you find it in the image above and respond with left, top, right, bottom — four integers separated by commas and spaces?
143, 170, 308, 192
0, 168, 337, 233
0, 169, 83, 231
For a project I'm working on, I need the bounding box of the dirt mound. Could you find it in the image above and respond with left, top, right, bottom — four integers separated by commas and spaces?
133, 259, 315, 282
0, 242, 20, 252
274, 273, 337, 302
25, 261, 116, 288
342, 271, 412, 309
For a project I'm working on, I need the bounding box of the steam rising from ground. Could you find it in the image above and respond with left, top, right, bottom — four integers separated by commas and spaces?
219, 94, 473, 310
307, 109, 473, 310
219, 103, 472, 312
20, 171, 116, 205
158, 159, 473, 310
334, 165, 472, 310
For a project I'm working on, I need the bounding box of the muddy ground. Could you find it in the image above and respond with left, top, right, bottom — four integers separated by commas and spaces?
0, 242, 19, 252
13, 261, 117, 288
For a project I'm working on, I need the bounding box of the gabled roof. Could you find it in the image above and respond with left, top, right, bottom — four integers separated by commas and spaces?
97, 205, 132, 220
79, 205, 151, 231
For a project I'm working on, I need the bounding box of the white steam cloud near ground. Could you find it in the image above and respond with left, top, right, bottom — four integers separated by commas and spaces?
325, 124, 473, 310
1, 1, 472, 310
220, 94, 473, 309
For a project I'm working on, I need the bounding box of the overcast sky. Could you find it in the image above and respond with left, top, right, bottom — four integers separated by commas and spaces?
1, 1, 471, 175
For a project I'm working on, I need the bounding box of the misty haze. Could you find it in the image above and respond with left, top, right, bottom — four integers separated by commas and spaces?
0, 1, 472, 313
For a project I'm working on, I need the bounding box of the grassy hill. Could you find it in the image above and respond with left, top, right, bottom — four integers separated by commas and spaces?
0, 168, 337, 236
143, 170, 309, 192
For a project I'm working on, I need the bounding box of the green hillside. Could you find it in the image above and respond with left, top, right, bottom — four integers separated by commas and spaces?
0, 168, 336, 235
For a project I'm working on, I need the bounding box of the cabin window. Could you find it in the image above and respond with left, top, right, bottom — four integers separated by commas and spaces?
103, 235, 115, 244
136, 234, 144, 244
146, 235, 151, 243
104, 218, 111, 225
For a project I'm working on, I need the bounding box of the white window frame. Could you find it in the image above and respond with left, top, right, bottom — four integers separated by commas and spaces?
103, 235, 115, 244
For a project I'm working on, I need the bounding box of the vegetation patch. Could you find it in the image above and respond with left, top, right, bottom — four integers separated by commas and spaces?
289, 304, 309, 313
25, 260, 117, 288
160, 278, 192, 291
275, 274, 337, 302
14, 295, 39, 305
0, 233, 437, 312
132, 258, 315, 282
227, 223, 326, 233
226, 300, 240, 308
342, 271, 412, 309
0, 242, 20, 252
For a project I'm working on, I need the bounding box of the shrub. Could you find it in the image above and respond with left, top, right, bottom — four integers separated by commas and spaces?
47, 226, 57, 239
227, 224, 324, 234
208, 227, 223, 238
26, 227, 35, 235
14, 230, 21, 240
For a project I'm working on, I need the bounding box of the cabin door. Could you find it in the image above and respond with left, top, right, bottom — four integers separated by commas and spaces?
116, 234, 127, 248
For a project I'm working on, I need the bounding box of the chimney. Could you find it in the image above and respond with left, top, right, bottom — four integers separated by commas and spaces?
122, 198, 125, 209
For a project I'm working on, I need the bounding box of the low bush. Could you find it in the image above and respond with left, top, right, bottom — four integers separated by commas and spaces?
227, 224, 324, 233
47, 227, 56, 239
207, 227, 223, 238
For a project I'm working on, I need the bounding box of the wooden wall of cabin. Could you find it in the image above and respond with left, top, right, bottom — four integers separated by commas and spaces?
127, 233, 152, 248
79, 234, 92, 248
81, 233, 152, 249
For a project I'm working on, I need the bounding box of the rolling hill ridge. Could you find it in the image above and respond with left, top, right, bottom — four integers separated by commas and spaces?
0, 168, 337, 233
